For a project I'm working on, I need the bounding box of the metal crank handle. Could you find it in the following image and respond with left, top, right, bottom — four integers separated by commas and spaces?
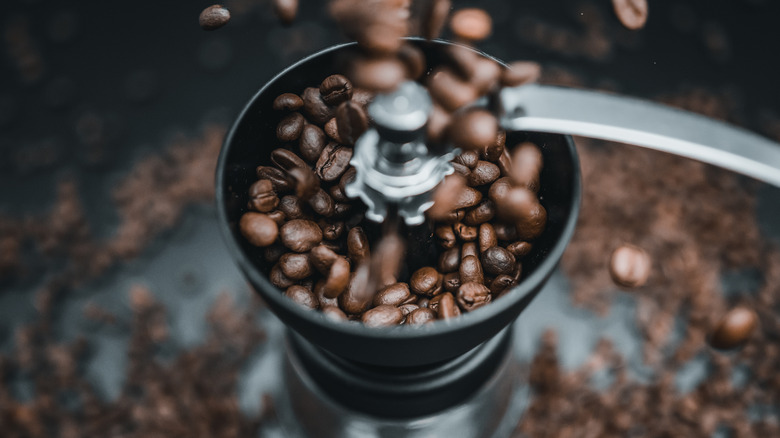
497, 84, 780, 187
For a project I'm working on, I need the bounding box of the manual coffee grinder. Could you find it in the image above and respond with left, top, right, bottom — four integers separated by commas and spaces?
216, 40, 780, 438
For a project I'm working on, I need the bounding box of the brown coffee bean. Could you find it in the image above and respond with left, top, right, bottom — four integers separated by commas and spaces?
320, 74, 353, 106
301, 87, 335, 125
451, 162, 471, 178
285, 167, 317, 202
417, 297, 430, 308
273, 93, 303, 111
454, 150, 480, 169
464, 200, 495, 227
407, 307, 436, 325
347, 227, 370, 265
487, 177, 512, 204
351, 88, 374, 107
280, 252, 314, 280
445, 45, 481, 80
362, 305, 403, 327
397, 43, 427, 79
478, 223, 497, 253
240, 212, 278, 247
467, 160, 500, 186
329, 184, 349, 203
271, 148, 308, 172
308, 187, 335, 217
493, 223, 518, 241
333, 202, 352, 217
314, 280, 339, 307
609, 244, 651, 288
501, 61, 541, 87
278, 195, 306, 220
410, 267, 443, 297
336, 101, 368, 145
257, 165, 293, 192
457, 282, 491, 312
483, 130, 505, 162
443, 272, 461, 293
437, 292, 461, 320
511, 142, 543, 192
438, 247, 461, 273
273, 0, 298, 25
329, 0, 407, 55
348, 56, 406, 93
459, 255, 484, 284
285, 285, 318, 310
507, 241, 533, 258
470, 57, 502, 94
398, 303, 419, 316
309, 244, 339, 274
323, 118, 343, 143
248, 179, 279, 213
453, 186, 483, 210
421, 0, 451, 40
427, 104, 452, 144
454, 223, 477, 241
322, 305, 347, 321
280, 219, 322, 253
497, 187, 537, 223
373, 283, 411, 307
316, 143, 353, 182
270, 263, 295, 289
369, 233, 406, 289
612, 0, 648, 30
299, 123, 327, 163
461, 242, 479, 259
319, 220, 345, 241
427, 67, 479, 112
516, 202, 547, 240
489, 275, 515, 295
709, 307, 758, 350
276, 112, 305, 142
323, 257, 350, 298
264, 243, 286, 263
497, 147, 512, 177
435, 225, 457, 249
339, 167, 357, 192
339, 265, 372, 314
449, 109, 498, 152
199, 5, 230, 31
450, 8, 491, 41
481, 246, 516, 276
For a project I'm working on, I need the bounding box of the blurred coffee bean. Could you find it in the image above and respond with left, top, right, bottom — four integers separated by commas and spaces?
278, 195, 306, 220
397, 43, 426, 79
276, 112, 305, 142
459, 255, 484, 284
449, 109, 498, 151
373, 283, 411, 307
323, 257, 351, 298
301, 87, 335, 125
322, 305, 348, 321
501, 61, 541, 87
421, 0, 451, 40
481, 246, 515, 275
493, 223, 518, 241
454, 223, 477, 241
507, 241, 532, 258
407, 307, 436, 325
351, 88, 375, 107
248, 179, 280, 213
320, 74, 353, 106
709, 306, 758, 350
609, 244, 651, 288
285, 285, 318, 310
287, 166, 319, 201
438, 247, 460, 273
469, 57, 502, 94
482, 130, 505, 162
324, 118, 343, 143
315, 143, 352, 181
496, 187, 537, 223
257, 165, 293, 192
362, 305, 404, 327
271, 148, 308, 172
273, 93, 304, 111
348, 56, 406, 93
427, 104, 452, 144
612, 0, 648, 30
427, 67, 479, 111
271, 263, 296, 289
464, 200, 495, 226
511, 142, 543, 192
315, 280, 339, 307
449, 8, 492, 41
410, 267, 443, 297
309, 244, 339, 274
347, 227, 370, 265
240, 212, 278, 247
443, 272, 461, 293
280, 219, 322, 252
280, 253, 314, 280
339, 266, 373, 314
437, 292, 461, 320
199, 5, 231, 31
299, 124, 327, 163
435, 225, 457, 249
478, 223, 497, 253
307, 187, 335, 217
467, 160, 500, 186
336, 101, 368, 145
273, 0, 299, 26
457, 282, 492, 312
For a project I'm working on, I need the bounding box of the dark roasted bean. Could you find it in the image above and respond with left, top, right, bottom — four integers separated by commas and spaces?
301, 87, 334, 125
493, 223, 518, 241
507, 241, 532, 258
516, 202, 547, 240
268, 209, 286, 224
478, 223, 497, 253
319, 220, 345, 241
482, 130, 505, 162
459, 255, 483, 284
248, 179, 279, 213
468, 160, 500, 187
351, 88, 374, 107
427, 104, 452, 144
497, 147, 512, 176
488, 177, 512, 204
427, 67, 479, 111
454, 223, 477, 241
336, 101, 368, 145
464, 200, 495, 226
609, 244, 651, 288
333, 202, 352, 217
271, 148, 308, 172
451, 162, 471, 177
240, 212, 278, 247
410, 267, 443, 297
421, 0, 451, 40
489, 275, 515, 295
708, 306, 758, 350
496, 187, 537, 223
481, 246, 515, 276
437, 292, 461, 320
339, 266, 372, 314
457, 282, 492, 312
438, 247, 461, 273
449, 8, 492, 41
308, 187, 335, 217
285, 285, 318, 310
470, 57, 502, 94
362, 305, 403, 327
453, 186, 483, 210
324, 118, 343, 143
316, 143, 353, 182
320, 74, 353, 106
264, 243, 286, 263
278, 195, 306, 220
276, 112, 305, 142
199, 5, 231, 31
280, 219, 322, 253
347, 227, 370, 265
329, 184, 349, 203
454, 150, 480, 169
280, 252, 314, 280
443, 272, 461, 293
399, 303, 420, 317
273, 93, 303, 111
323, 257, 350, 298
299, 123, 327, 163
373, 283, 411, 307
407, 307, 436, 325
417, 297, 430, 308
270, 263, 295, 289
257, 165, 293, 192
435, 225, 457, 249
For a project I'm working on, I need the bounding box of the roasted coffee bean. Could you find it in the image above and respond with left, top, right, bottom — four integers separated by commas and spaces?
299, 124, 327, 163
609, 244, 651, 288
459, 255, 484, 284
315, 280, 339, 307
333, 202, 352, 217
348, 56, 406, 93
454, 223, 477, 241
373, 283, 411, 307
427, 104, 452, 144
469, 57, 502, 94
339, 167, 357, 192
497, 187, 537, 223
323, 257, 350, 298
462, 242, 479, 259
319, 220, 345, 241
467, 160, 500, 186
266, 208, 285, 224
362, 305, 403, 327
320, 74, 353, 106
511, 142, 543, 192
285, 285, 318, 310
410, 267, 443, 297
280, 252, 314, 280
454, 150, 480, 169
612, 0, 648, 30
248, 179, 279, 213
309, 244, 339, 274
271, 148, 308, 172
451, 162, 471, 177
336, 101, 368, 145
316, 143, 352, 181
278, 195, 307, 220
708, 306, 758, 350
199, 5, 230, 31
257, 165, 293, 192
417, 297, 430, 308
497, 147, 512, 176
507, 241, 532, 258
435, 225, 457, 249
428, 174, 466, 221
501, 61, 541, 87
286, 166, 319, 201
450, 8, 492, 41
437, 292, 461, 320
323, 118, 343, 143
347, 227, 370, 265
478, 223, 497, 253
516, 202, 547, 240
369, 233, 406, 289
489, 275, 515, 295
270, 263, 295, 289
427, 67, 479, 112
457, 282, 491, 312
329, 0, 407, 55
264, 243, 286, 263
322, 305, 347, 321
273, 0, 298, 25
280, 219, 322, 253
240, 212, 278, 247
464, 200, 495, 226
301, 87, 334, 125
446, 45, 481, 80
443, 272, 461, 293
453, 186, 483, 210
482, 130, 505, 162
481, 246, 515, 276
307, 187, 335, 217
339, 266, 372, 314
428, 294, 443, 312
351, 88, 374, 107
493, 223, 518, 241
449, 109, 498, 151
399, 303, 420, 317
329, 184, 349, 203
273, 93, 303, 111
438, 247, 461, 273
488, 177, 512, 204
397, 43, 426, 79
421, 0, 451, 40
407, 307, 436, 325
276, 112, 305, 142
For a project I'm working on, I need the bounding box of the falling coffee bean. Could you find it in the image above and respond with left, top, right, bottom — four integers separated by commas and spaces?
612, 0, 649, 30
609, 244, 651, 288
421, 0, 451, 40
449, 8, 492, 41
501, 61, 541, 87
273, 0, 298, 25
199, 5, 230, 31
449, 109, 498, 151
336, 101, 368, 145
708, 306, 758, 350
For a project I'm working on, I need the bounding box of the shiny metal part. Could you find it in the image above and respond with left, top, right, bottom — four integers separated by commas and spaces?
498, 84, 780, 187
